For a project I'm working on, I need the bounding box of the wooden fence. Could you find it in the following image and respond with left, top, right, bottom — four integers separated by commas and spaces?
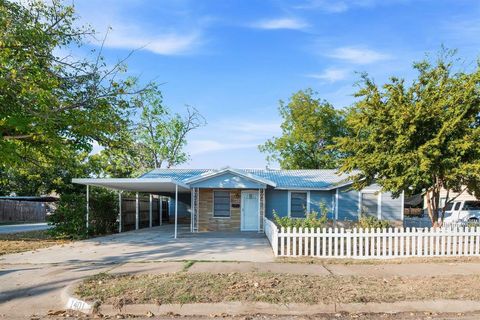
264, 218, 480, 259
0, 200, 50, 222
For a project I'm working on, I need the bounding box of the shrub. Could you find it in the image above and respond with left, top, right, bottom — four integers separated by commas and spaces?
48, 193, 88, 239
357, 214, 391, 229
48, 188, 118, 239
272, 202, 329, 229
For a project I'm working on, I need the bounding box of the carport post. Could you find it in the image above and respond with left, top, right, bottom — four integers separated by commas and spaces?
174, 184, 178, 239
190, 189, 193, 232
149, 194, 153, 228
86, 185, 89, 230
135, 192, 139, 230
118, 191, 122, 233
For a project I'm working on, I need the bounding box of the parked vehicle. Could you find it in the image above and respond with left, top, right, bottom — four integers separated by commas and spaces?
443, 200, 480, 223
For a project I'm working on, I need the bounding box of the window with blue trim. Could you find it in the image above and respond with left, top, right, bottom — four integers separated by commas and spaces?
290, 192, 307, 218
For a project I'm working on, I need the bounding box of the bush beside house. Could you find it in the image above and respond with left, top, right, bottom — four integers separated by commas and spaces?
48, 189, 118, 239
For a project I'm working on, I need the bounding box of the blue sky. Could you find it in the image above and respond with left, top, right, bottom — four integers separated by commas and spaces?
71, 0, 480, 169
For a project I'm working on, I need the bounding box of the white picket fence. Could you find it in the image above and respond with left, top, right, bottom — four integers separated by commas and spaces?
263, 217, 480, 259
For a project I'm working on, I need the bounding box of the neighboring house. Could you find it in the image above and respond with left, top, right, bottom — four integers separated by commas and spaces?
73, 167, 404, 235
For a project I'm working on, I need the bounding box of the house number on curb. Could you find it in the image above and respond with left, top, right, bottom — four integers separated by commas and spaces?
66, 297, 91, 312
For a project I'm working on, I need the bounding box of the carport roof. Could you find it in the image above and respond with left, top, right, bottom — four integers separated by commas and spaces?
72, 178, 190, 193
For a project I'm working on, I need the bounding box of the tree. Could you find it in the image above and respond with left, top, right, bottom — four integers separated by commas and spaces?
90, 89, 206, 177
259, 89, 347, 169
336, 51, 480, 226
134, 89, 206, 169
0, 0, 152, 194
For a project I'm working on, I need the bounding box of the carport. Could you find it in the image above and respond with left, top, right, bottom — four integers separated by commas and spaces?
72, 178, 190, 238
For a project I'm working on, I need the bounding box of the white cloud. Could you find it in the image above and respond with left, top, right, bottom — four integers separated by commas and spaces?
186, 119, 281, 156
70, 1, 206, 56
294, 0, 407, 13
251, 18, 308, 30
294, 0, 350, 12
230, 121, 282, 135
307, 68, 350, 82
104, 27, 200, 55
327, 47, 391, 64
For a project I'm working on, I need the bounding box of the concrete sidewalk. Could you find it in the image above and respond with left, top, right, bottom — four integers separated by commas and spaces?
2, 260, 480, 319
115, 260, 480, 278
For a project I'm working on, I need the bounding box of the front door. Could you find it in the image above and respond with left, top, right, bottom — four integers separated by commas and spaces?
241, 191, 259, 231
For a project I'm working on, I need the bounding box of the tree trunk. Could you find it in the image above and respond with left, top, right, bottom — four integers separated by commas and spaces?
425, 186, 440, 227
439, 188, 450, 227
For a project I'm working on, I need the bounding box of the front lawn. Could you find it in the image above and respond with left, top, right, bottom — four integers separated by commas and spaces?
0, 230, 69, 255
77, 272, 480, 305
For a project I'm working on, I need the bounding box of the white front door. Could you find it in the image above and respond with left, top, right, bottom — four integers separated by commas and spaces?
241, 191, 259, 231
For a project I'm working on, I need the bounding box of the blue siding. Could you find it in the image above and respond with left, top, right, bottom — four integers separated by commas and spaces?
310, 191, 334, 219
338, 186, 359, 221
265, 189, 288, 218
337, 184, 403, 222
381, 191, 402, 221
265, 190, 334, 219
190, 172, 266, 189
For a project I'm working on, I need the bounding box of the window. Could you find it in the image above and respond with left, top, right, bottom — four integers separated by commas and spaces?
213, 191, 230, 217
463, 201, 480, 211
290, 192, 308, 218
444, 202, 454, 211
454, 202, 462, 211
361, 192, 378, 217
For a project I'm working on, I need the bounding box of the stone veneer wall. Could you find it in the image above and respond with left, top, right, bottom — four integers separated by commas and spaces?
198, 189, 241, 231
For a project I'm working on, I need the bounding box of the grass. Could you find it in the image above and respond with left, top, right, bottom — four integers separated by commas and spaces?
182, 260, 196, 271
0, 230, 69, 255
76, 272, 480, 305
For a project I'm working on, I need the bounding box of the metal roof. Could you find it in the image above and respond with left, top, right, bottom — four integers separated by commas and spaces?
72, 178, 190, 193
140, 168, 354, 190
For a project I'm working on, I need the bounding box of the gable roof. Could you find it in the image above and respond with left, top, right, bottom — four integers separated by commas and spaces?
140, 168, 354, 190
183, 168, 277, 187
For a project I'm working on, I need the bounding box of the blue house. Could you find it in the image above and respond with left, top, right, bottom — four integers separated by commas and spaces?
74, 167, 404, 235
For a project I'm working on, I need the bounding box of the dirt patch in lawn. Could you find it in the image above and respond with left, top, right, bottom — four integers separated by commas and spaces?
278, 256, 480, 265
0, 230, 68, 255
76, 272, 480, 305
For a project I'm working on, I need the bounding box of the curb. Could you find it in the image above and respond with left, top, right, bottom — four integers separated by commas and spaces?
62, 282, 480, 316
87, 300, 480, 316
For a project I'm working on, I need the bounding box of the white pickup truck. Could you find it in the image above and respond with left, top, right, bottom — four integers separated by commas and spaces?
443, 200, 480, 223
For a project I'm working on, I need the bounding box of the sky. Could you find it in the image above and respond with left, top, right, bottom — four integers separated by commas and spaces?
70, 0, 480, 169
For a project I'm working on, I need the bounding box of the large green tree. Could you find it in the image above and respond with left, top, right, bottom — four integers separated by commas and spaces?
0, 0, 151, 194
259, 89, 347, 169
336, 52, 480, 226
89, 89, 206, 178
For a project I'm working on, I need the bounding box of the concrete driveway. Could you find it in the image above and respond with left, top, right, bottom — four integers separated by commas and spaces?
0, 224, 273, 318
1, 224, 274, 265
